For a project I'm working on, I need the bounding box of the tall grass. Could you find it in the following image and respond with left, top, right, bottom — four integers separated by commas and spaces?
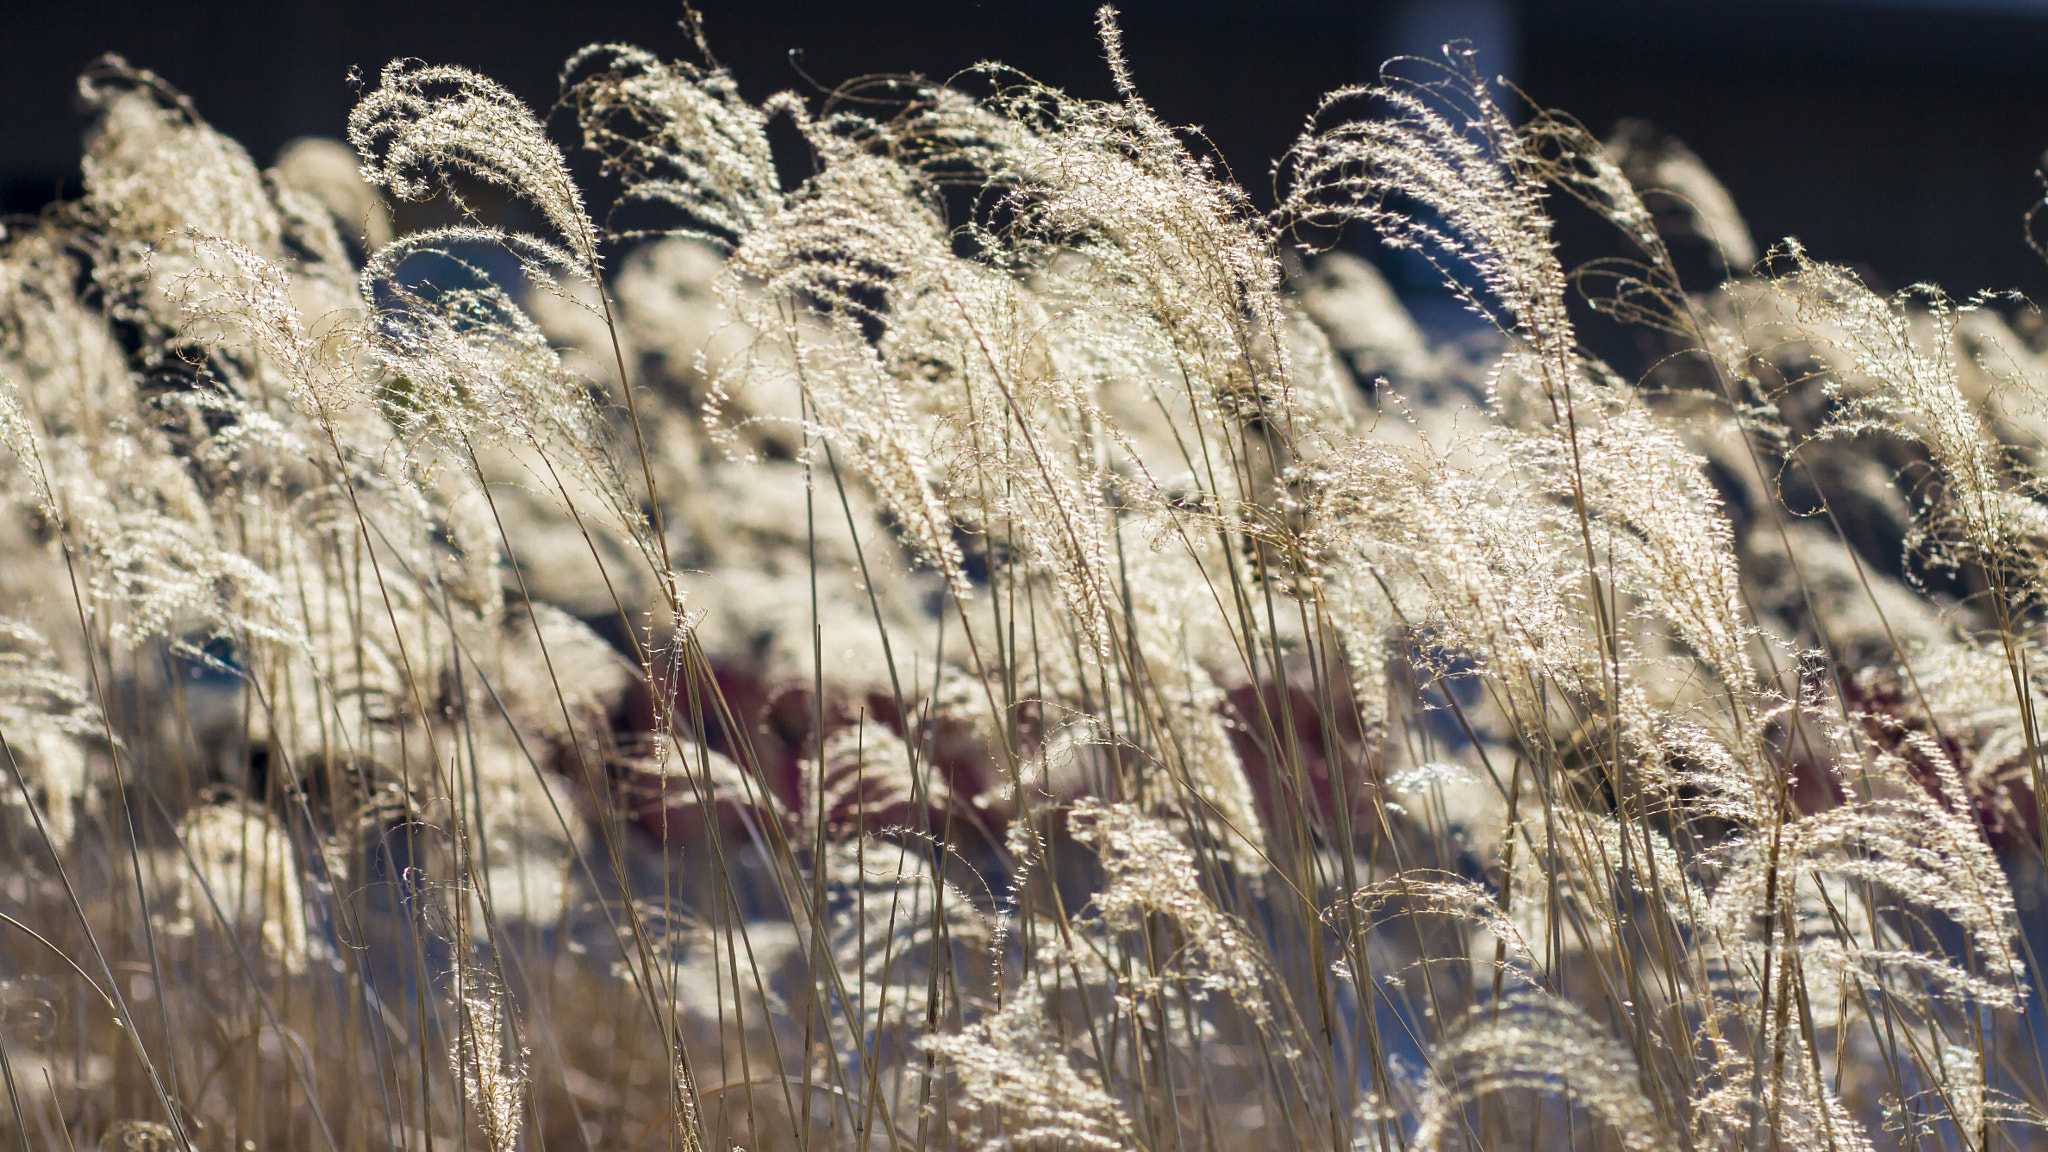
5, 11, 2048, 1150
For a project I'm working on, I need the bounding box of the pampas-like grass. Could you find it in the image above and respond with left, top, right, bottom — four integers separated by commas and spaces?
8, 12, 2048, 1152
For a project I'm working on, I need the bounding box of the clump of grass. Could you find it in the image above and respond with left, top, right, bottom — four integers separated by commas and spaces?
6, 12, 2048, 1152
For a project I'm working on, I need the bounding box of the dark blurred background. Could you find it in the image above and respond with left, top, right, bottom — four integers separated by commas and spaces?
8, 0, 2048, 298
